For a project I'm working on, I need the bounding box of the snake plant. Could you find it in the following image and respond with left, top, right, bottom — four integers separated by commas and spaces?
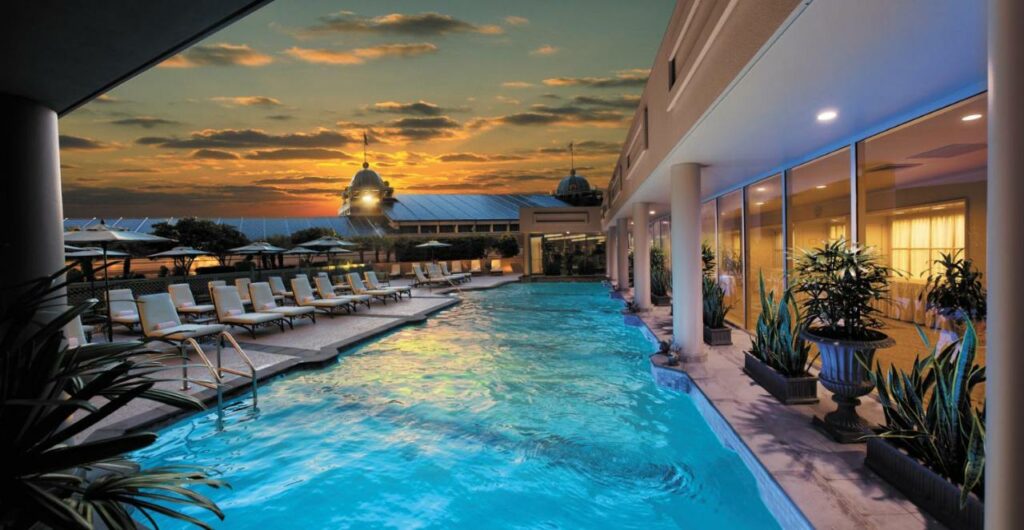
702, 276, 729, 328
0, 268, 227, 529
750, 273, 816, 377
867, 321, 985, 507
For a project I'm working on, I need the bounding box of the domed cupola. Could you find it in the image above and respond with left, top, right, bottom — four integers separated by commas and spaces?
339, 162, 395, 216
553, 143, 604, 207
556, 168, 593, 196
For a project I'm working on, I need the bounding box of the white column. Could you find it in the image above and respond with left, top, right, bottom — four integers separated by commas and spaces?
632, 202, 652, 311
522, 233, 532, 276
670, 163, 703, 360
616, 217, 630, 291
988, 0, 1024, 526
0, 95, 65, 295
607, 227, 618, 284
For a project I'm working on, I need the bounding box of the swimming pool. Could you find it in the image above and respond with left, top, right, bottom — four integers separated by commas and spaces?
136, 282, 787, 529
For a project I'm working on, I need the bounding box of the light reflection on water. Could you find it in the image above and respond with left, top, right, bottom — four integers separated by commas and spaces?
135, 283, 780, 529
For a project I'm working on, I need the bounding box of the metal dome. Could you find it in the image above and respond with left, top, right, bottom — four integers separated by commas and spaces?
555, 169, 592, 196
349, 162, 387, 191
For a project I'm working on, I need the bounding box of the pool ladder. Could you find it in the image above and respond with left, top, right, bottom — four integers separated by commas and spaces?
178, 331, 258, 428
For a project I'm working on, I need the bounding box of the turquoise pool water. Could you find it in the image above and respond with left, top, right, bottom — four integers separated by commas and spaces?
136, 283, 782, 529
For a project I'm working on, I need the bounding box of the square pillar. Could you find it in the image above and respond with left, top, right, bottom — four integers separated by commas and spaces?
632, 202, 652, 311
607, 227, 618, 284
670, 163, 703, 360
616, 217, 630, 291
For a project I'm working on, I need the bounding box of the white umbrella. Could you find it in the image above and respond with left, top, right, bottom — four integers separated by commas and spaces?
64, 220, 172, 341
299, 237, 355, 271
147, 246, 212, 277
415, 240, 451, 262
284, 247, 318, 273
230, 241, 286, 279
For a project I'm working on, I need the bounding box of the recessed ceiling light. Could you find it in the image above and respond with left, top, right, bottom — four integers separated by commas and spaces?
817, 109, 838, 122
755, 202, 764, 206
755, 187, 766, 192
649, 210, 656, 215
816, 185, 827, 189
962, 113, 983, 122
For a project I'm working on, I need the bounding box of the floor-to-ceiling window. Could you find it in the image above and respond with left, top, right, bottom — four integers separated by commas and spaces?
788, 147, 851, 252
700, 201, 717, 277
857, 93, 987, 375
745, 174, 784, 329
717, 190, 744, 326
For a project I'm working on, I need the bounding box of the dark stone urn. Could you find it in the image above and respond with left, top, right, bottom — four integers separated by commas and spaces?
800, 328, 894, 443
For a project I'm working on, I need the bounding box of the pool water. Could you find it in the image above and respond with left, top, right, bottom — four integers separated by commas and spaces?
136, 283, 782, 529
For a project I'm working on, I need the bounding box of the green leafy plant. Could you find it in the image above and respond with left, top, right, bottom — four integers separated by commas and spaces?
650, 246, 671, 298
790, 238, 891, 341
750, 273, 816, 377
867, 321, 985, 506
0, 269, 228, 529
920, 250, 987, 324
702, 276, 729, 328
701, 241, 715, 279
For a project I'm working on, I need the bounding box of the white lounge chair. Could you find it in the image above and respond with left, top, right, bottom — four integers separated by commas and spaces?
413, 264, 447, 287
268, 276, 294, 303
63, 315, 92, 349
107, 288, 139, 332
212, 286, 286, 338
137, 293, 225, 343
470, 260, 483, 274
451, 261, 466, 275
315, 276, 371, 309
208, 280, 226, 302
427, 263, 460, 284
366, 271, 411, 298
389, 264, 401, 280
408, 262, 421, 278
169, 284, 215, 319
347, 272, 399, 304
235, 278, 253, 305
440, 262, 470, 283
291, 276, 354, 317
249, 282, 315, 328
490, 259, 504, 275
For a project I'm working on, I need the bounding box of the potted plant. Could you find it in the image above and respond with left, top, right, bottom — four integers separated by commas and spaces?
702, 276, 732, 345
919, 250, 986, 350
790, 239, 894, 443
865, 322, 984, 530
744, 273, 819, 404
650, 246, 672, 306
0, 269, 227, 529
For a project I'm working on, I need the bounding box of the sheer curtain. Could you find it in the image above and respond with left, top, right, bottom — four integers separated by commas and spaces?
890, 212, 965, 278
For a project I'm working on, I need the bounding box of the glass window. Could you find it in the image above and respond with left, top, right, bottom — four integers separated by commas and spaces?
717, 190, 744, 327
857, 93, 987, 376
700, 200, 717, 278
745, 174, 784, 329
788, 148, 851, 254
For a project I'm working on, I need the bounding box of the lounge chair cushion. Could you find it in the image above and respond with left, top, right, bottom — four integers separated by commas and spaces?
178, 304, 215, 313
116, 310, 136, 317
67, 337, 80, 348
180, 302, 194, 308
223, 313, 282, 325
226, 309, 243, 316
154, 321, 177, 330
258, 302, 276, 310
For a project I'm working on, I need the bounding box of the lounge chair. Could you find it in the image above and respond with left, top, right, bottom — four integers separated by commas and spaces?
427, 263, 461, 284
490, 259, 504, 275
388, 264, 401, 281
316, 272, 348, 294
268, 276, 294, 303
137, 293, 225, 343
169, 284, 216, 319
207, 280, 226, 302
107, 288, 140, 332
413, 264, 447, 287
235, 278, 254, 306
440, 262, 471, 283
366, 271, 412, 298
63, 316, 92, 348
408, 262, 420, 278
347, 272, 399, 304
470, 260, 483, 274
211, 286, 286, 338
291, 276, 354, 317
249, 282, 315, 329
451, 261, 467, 276
315, 276, 371, 309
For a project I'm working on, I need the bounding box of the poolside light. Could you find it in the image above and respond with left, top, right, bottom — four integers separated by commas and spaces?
649, 210, 656, 215
816, 185, 827, 189
816, 109, 838, 122
961, 113, 982, 122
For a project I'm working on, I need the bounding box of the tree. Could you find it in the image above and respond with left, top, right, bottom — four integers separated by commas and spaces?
289, 226, 336, 246
492, 235, 520, 258
152, 217, 249, 266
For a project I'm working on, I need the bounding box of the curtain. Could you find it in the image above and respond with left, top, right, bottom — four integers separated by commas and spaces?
890, 212, 964, 278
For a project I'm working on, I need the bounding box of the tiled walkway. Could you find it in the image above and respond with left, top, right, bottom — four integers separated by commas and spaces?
635, 302, 945, 529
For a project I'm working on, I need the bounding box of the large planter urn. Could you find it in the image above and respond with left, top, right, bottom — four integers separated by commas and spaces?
800, 328, 894, 443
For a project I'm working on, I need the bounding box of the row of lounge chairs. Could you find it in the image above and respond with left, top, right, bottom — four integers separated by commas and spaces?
98, 271, 413, 340
387, 259, 507, 278
411, 263, 472, 287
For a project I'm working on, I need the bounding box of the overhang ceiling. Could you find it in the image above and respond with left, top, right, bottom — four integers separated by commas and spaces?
618, 0, 986, 215
0, 0, 273, 116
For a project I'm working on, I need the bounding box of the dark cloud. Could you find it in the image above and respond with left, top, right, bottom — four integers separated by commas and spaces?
438, 153, 527, 163
386, 116, 461, 141
161, 43, 272, 68
103, 167, 159, 175
253, 175, 338, 185
370, 100, 445, 116
243, 148, 353, 161
305, 11, 502, 36
138, 128, 356, 149
63, 183, 295, 217
59, 135, 112, 150
536, 140, 621, 155
191, 149, 240, 160
266, 114, 295, 121
491, 104, 624, 127
543, 69, 649, 88
570, 94, 641, 109
109, 116, 180, 129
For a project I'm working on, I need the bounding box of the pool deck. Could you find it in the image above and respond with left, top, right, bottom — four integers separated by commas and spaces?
630, 300, 946, 530
82, 274, 520, 443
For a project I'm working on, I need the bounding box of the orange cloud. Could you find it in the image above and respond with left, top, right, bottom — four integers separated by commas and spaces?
211, 96, 283, 107
530, 45, 559, 56
285, 43, 438, 65
159, 43, 273, 68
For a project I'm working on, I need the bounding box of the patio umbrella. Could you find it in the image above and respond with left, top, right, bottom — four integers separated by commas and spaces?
147, 246, 212, 277
298, 236, 355, 271
284, 247, 318, 274
229, 241, 286, 279
64, 220, 172, 341
415, 240, 451, 262
64, 244, 83, 252
66, 247, 130, 301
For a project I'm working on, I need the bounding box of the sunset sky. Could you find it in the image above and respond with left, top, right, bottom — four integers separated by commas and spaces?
59, 0, 673, 218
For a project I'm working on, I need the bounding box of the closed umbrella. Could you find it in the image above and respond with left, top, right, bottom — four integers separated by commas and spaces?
415, 240, 451, 262
230, 241, 286, 279
299, 236, 355, 272
147, 246, 212, 277
284, 247, 318, 274
64, 220, 172, 341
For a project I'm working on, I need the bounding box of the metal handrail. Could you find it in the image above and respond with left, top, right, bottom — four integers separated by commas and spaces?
177, 331, 259, 428
217, 331, 259, 408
